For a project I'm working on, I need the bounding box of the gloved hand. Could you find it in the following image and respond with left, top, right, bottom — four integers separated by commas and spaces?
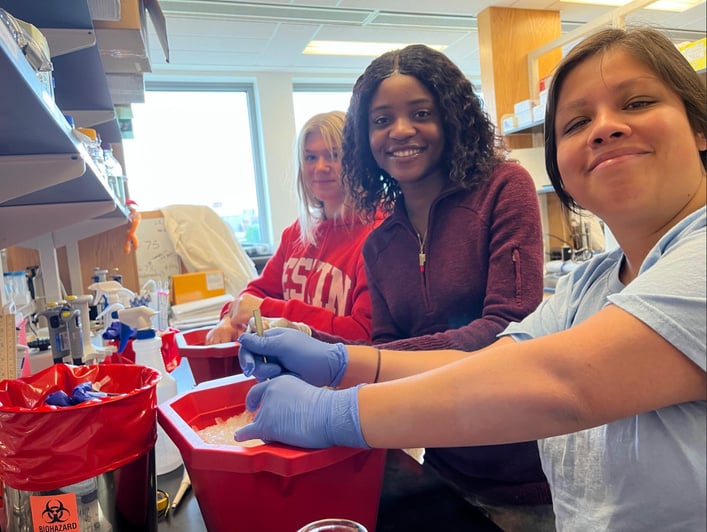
238, 328, 347, 387
246, 316, 312, 336
234, 375, 368, 449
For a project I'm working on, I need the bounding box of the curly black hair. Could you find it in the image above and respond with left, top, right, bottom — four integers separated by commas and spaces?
342, 44, 505, 220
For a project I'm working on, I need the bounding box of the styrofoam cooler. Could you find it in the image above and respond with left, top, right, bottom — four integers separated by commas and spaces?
175, 326, 241, 384
157, 375, 387, 532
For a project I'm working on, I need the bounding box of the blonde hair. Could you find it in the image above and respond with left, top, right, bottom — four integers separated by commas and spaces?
296, 110, 347, 246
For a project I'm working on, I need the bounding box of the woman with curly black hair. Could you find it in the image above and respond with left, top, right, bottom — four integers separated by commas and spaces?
337, 44, 553, 530
343, 45, 503, 219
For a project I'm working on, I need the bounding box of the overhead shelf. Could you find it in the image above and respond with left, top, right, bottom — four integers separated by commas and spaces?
0, 18, 94, 209
0, 0, 94, 29
0, 21, 79, 156
0, 201, 118, 249
2, 153, 120, 207
503, 57, 704, 137
42, 28, 96, 57
0, 0, 96, 57
0, 0, 149, 303
53, 44, 116, 127
0, 2, 128, 251
503, 119, 544, 136
0, 154, 85, 203
50, 205, 130, 248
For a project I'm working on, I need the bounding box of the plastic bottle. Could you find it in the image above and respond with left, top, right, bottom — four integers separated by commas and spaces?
76, 127, 106, 178
91, 267, 108, 284
59, 478, 107, 531
88, 280, 134, 322
102, 144, 126, 205
65, 114, 91, 147
102, 147, 119, 201
118, 306, 183, 475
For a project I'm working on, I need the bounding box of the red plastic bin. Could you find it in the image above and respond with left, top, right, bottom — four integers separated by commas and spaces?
158, 375, 386, 532
175, 326, 241, 384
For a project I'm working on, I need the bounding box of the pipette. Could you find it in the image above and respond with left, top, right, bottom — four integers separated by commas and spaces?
252, 308, 267, 364
252, 308, 264, 336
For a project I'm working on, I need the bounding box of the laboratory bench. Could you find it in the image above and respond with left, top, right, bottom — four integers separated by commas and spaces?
156, 461, 501, 532
156, 464, 205, 531
156, 358, 205, 531
157, 359, 502, 532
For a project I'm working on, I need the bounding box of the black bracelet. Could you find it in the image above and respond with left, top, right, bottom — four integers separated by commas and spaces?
373, 348, 381, 383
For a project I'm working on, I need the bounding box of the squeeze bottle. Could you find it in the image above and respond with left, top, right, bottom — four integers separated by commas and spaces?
118, 306, 183, 475
88, 280, 134, 312
89, 280, 135, 336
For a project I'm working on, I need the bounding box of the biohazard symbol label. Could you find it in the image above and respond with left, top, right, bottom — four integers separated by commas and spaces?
42, 498, 69, 523
29, 492, 80, 531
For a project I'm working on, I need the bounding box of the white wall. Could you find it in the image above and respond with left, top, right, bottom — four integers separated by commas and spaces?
253, 73, 299, 248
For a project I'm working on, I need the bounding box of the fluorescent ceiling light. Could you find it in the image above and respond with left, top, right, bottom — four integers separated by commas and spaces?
562, 0, 703, 11
303, 40, 447, 57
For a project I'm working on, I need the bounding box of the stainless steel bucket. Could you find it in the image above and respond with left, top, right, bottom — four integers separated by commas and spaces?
3, 449, 157, 532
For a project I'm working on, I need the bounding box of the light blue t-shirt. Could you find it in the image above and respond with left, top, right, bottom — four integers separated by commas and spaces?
502, 207, 706, 531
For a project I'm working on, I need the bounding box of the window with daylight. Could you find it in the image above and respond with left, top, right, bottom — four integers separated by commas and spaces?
292, 87, 353, 132
122, 83, 268, 250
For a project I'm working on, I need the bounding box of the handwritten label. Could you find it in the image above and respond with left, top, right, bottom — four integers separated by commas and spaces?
135, 214, 182, 288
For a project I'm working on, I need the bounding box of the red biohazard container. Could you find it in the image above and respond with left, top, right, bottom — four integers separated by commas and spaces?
0, 364, 160, 531
175, 326, 241, 384
158, 375, 386, 532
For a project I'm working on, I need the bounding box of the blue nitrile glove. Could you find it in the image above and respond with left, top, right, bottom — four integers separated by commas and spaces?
45, 390, 73, 406
71, 382, 108, 403
234, 375, 368, 449
45, 382, 108, 406
238, 328, 348, 387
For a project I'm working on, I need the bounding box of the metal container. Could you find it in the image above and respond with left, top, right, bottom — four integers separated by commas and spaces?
3, 450, 157, 532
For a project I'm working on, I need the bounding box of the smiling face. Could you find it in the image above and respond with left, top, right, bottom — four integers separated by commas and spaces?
555, 48, 707, 234
368, 74, 446, 191
302, 130, 345, 214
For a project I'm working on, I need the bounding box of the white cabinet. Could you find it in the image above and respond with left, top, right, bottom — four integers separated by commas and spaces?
0, 0, 128, 302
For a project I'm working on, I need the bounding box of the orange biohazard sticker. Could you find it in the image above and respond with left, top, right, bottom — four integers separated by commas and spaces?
29, 492, 80, 531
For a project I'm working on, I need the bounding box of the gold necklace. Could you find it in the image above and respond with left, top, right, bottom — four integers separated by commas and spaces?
416, 231, 427, 273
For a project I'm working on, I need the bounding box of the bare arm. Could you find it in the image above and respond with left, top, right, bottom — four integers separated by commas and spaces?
341, 337, 514, 386
355, 304, 706, 449
205, 293, 263, 343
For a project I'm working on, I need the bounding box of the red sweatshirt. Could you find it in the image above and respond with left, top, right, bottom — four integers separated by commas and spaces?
221, 215, 381, 342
